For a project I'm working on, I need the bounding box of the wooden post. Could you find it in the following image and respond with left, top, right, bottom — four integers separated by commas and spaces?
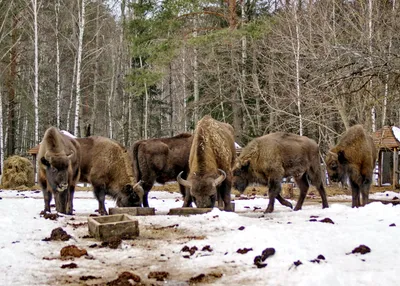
378, 150, 382, 187
393, 148, 398, 188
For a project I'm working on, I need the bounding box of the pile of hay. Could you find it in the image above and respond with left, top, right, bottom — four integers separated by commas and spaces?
1, 155, 35, 189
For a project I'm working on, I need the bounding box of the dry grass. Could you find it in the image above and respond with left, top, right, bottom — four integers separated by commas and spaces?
0, 156, 35, 189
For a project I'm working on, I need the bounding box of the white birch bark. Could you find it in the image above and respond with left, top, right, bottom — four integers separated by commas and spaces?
193, 44, 199, 125
0, 90, 3, 174
108, 51, 116, 139
139, 56, 149, 139
55, 0, 61, 128
182, 46, 187, 131
382, 0, 396, 127
74, 0, 86, 136
67, 56, 77, 132
293, 6, 303, 136
368, 0, 376, 132
31, 0, 39, 144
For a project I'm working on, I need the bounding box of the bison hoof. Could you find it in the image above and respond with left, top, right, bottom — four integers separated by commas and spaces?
264, 208, 273, 214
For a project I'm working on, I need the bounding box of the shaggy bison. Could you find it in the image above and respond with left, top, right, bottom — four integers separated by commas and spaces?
38, 127, 81, 215
130, 133, 193, 207
177, 115, 235, 211
76, 136, 144, 215
325, 125, 377, 207
233, 132, 329, 213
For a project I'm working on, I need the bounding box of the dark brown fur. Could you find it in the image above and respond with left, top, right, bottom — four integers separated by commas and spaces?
130, 133, 193, 207
178, 115, 236, 211
38, 127, 81, 215
325, 125, 377, 207
233, 132, 329, 213
76, 136, 144, 215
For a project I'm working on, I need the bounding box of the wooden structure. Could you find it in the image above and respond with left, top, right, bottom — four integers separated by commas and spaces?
27, 144, 40, 183
372, 126, 400, 188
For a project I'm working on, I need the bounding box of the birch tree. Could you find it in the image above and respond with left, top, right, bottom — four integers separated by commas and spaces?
30, 0, 40, 144
55, 0, 61, 128
74, 0, 86, 136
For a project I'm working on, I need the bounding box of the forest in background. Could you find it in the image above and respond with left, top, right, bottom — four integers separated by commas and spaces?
1, 0, 400, 168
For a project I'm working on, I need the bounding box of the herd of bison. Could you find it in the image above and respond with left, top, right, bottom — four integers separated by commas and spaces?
38, 115, 377, 216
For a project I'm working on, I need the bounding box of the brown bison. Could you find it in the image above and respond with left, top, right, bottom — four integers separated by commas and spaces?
76, 136, 144, 215
177, 115, 235, 211
233, 132, 329, 213
38, 127, 81, 215
130, 133, 193, 207
325, 125, 377, 207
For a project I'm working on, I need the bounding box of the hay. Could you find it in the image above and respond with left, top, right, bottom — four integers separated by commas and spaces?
1, 155, 35, 189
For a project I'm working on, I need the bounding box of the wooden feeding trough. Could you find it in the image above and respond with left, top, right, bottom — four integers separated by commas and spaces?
88, 214, 139, 241
109, 207, 155, 216
168, 207, 213, 216
168, 202, 235, 215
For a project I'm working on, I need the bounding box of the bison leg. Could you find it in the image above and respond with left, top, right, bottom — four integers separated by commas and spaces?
219, 179, 233, 212
265, 180, 281, 213
350, 180, 361, 208
66, 185, 75, 215
55, 191, 67, 214
293, 174, 310, 211
308, 169, 329, 209
360, 178, 371, 206
182, 187, 193, 207
276, 194, 293, 209
141, 181, 154, 208
93, 185, 108, 215
42, 188, 52, 213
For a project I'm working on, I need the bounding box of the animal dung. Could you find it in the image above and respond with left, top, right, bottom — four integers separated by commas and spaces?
108, 207, 155, 216
87, 214, 139, 241
168, 207, 213, 216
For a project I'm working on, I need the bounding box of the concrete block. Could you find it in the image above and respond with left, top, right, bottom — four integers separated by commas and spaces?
109, 207, 155, 216
168, 207, 213, 216
88, 214, 139, 241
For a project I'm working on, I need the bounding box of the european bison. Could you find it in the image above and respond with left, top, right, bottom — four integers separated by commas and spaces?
233, 132, 329, 213
177, 115, 235, 211
130, 133, 193, 207
76, 136, 144, 215
38, 127, 81, 215
325, 125, 377, 207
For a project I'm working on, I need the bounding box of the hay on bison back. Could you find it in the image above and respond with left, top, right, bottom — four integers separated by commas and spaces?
1, 155, 35, 189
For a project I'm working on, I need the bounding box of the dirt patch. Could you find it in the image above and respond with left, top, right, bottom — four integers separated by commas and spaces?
188, 271, 223, 285
107, 272, 141, 285
60, 245, 88, 258
148, 271, 169, 281
348, 245, 371, 255
61, 263, 78, 269
101, 236, 122, 249
43, 227, 71, 242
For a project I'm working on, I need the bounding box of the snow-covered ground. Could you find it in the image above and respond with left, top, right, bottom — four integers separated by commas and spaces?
1, 189, 400, 285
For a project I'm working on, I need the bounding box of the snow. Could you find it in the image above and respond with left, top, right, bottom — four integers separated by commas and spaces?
60, 130, 76, 138
392, 126, 400, 143
1, 189, 400, 285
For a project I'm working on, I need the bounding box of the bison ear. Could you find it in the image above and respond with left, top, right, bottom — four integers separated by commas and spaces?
337, 150, 347, 164
41, 157, 50, 167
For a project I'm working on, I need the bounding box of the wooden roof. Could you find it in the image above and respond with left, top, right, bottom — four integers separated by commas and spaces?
372, 125, 400, 149
27, 144, 40, 155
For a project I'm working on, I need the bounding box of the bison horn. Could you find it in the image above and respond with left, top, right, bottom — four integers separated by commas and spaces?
328, 150, 337, 157
177, 171, 192, 188
213, 169, 226, 187
67, 150, 74, 159
44, 151, 51, 162
132, 180, 142, 189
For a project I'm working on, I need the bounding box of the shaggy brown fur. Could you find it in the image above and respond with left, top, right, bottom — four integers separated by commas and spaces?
233, 132, 329, 213
325, 125, 377, 207
76, 136, 144, 215
38, 127, 81, 215
178, 115, 236, 211
130, 133, 193, 207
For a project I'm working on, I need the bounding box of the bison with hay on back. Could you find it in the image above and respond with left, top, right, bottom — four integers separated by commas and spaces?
325, 124, 377, 207
38, 127, 81, 215
233, 132, 329, 213
76, 136, 144, 215
130, 133, 193, 207
177, 115, 235, 211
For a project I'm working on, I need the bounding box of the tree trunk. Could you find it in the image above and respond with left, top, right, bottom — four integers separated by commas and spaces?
31, 0, 39, 144
293, 5, 303, 136
55, 0, 61, 128
0, 90, 3, 173
368, 0, 375, 132
74, 0, 86, 136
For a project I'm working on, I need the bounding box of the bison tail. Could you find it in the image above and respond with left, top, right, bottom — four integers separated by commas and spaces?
131, 141, 142, 182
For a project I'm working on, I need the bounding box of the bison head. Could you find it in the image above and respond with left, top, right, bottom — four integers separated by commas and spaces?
232, 159, 251, 193
325, 150, 347, 183
177, 169, 226, 208
40, 151, 74, 193
116, 181, 144, 207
